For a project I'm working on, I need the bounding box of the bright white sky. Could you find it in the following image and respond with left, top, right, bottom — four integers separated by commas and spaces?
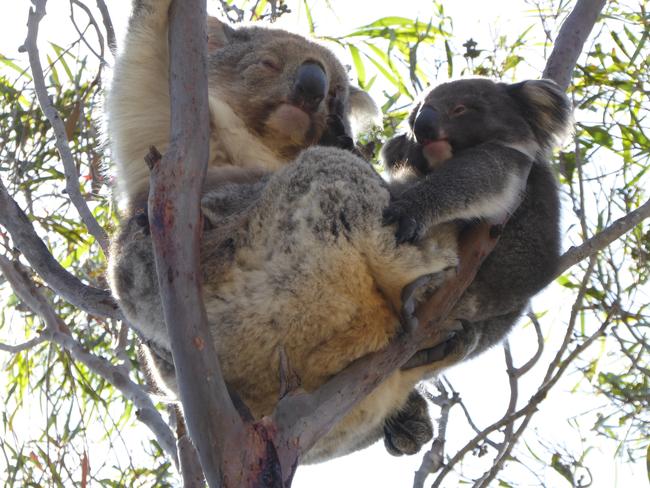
0, 1, 646, 487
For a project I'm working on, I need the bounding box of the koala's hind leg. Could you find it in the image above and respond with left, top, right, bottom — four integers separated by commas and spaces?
383, 390, 433, 456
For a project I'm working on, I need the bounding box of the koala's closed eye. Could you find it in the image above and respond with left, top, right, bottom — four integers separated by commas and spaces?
260, 56, 282, 71
449, 104, 467, 116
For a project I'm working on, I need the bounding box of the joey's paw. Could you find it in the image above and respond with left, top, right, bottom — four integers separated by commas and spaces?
382, 200, 425, 244
133, 207, 150, 235
383, 391, 433, 456
320, 114, 355, 151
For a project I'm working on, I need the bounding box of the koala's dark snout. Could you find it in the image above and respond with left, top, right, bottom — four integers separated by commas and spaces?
413, 106, 442, 145
292, 62, 328, 113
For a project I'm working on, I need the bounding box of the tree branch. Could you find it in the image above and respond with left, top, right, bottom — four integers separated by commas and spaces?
557, 197, 650, 275
0, 177, 121, 320
542, 0, 607, 91
147, 1, 245, 485
20, 0, 109, 254
95, 0, 117, 56
0, 255, 178, 463
273, 220, 505, 476
0, 335, 47, 353
413, 382, 457, 488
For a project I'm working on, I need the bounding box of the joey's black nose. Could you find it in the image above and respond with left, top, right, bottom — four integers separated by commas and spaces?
292, 62, 327, 113
413, 106, 441, 145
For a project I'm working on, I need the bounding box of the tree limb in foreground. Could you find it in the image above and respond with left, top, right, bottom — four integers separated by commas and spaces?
146, 0, 247, 486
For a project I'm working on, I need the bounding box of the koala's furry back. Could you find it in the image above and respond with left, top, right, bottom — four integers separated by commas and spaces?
108, 147, 457, 458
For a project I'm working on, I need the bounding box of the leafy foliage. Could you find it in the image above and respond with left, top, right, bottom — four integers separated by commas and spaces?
0, 0, 648, 486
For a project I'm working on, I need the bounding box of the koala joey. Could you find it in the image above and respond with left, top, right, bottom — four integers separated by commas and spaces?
106, 0, 378, 210
374, 78, 571, 456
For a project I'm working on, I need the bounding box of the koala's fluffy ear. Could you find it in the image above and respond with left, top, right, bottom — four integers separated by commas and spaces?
506, 79, 573, 149
381, 133, 411, 170
348, 86, 381, 135
208, 16, 236, 52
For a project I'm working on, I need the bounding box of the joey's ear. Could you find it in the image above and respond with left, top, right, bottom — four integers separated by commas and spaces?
207, 16, 235, 52
347, 86, 381, 135
507, 79, 573, 148
407, 102, 421, 129
380, 133, 411, 170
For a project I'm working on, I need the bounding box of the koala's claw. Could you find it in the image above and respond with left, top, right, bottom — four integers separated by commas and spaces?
382, 204, 423, 244
400, 274, 434, 332
383, 391, 433, 456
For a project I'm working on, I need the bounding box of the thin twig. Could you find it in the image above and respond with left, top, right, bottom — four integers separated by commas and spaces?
70, 0, 106, 66
20, 0, 109, 254
95, 0, 117, 56
513, 313, 545, 376
0, 335, 47, 353
557, 197, 650, 275
413, 382, 457, 488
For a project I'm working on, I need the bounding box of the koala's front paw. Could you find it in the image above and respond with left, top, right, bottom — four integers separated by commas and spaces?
133, 207, 150, 235
383, 391, 433, 456
382, 199, 425, 244
319, 114, 355, 151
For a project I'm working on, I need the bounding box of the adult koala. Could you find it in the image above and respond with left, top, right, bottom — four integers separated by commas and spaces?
106, 0, 378, 210
107, 0, 444, 464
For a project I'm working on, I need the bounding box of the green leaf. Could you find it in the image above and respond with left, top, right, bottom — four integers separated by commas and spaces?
582, 125, 614, 147
0, 54, 30, 78
49, 43, 74, 82
551, 453, 574, 485
348, 44, 366, 87
302, 0, 314, 33
445, 40, 453, 78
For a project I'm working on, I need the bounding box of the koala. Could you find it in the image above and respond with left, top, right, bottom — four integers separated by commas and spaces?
106, 0, 378, 211
110, 145, 459, 463
373, 77, 571, 456
108, 0, 572, 467
108, 0, 440, 464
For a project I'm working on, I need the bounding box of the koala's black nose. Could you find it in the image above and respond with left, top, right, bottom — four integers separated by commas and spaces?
413, 106, 441, 144
292, 62, 327, 112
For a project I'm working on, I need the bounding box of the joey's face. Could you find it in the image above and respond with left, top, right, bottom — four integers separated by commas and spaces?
407, 78, 536, 168
209, 25, 351, 161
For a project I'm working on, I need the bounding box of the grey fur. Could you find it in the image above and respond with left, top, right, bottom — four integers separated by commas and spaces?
110, 146, 458, 463
377, 78, 571, 456
108, 0, 571, 464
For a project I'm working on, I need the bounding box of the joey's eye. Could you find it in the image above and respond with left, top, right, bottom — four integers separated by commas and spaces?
450, 105, 467, 116
260, 57, 281, 72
